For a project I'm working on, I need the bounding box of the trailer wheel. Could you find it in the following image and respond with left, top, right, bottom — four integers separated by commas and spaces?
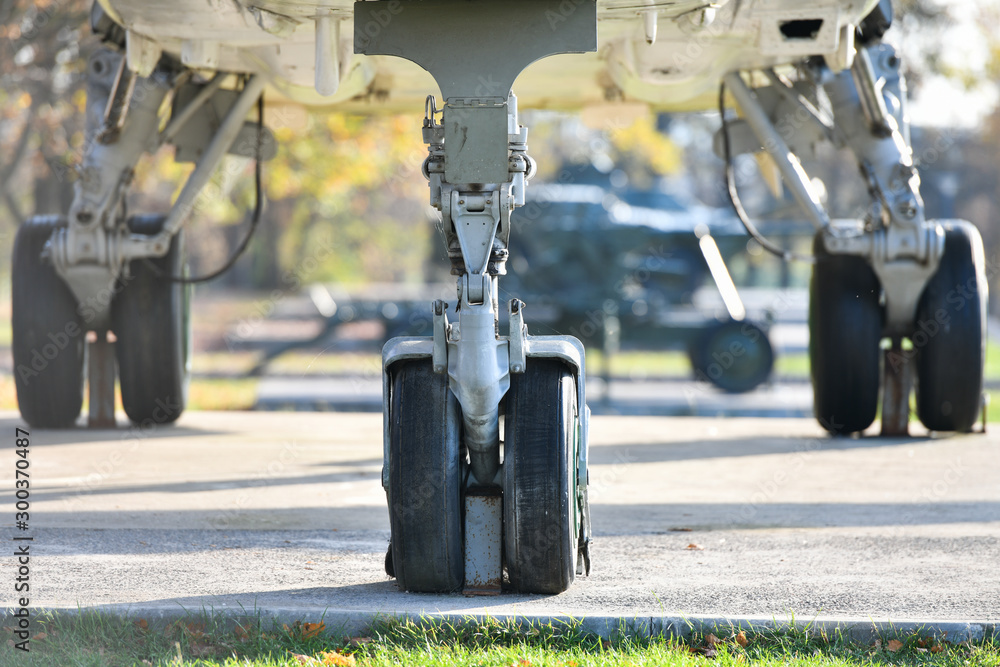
690, 319, 774, 393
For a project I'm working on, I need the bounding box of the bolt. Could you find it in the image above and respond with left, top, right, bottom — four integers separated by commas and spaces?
897, 198, 918, 220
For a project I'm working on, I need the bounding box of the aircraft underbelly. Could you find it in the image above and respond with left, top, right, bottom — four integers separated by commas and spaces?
100, 0, 878, 112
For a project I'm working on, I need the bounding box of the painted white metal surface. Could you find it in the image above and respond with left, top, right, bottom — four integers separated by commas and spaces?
99, 0, 879, 111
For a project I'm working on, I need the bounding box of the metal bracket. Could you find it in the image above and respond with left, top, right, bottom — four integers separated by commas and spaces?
824, 221, 945, 334
432, 299, 449, 374
881, 337, 912, 436
354, 0, 597, 102
463, 488, 503, 595
509, 299, 526, 374
451, 191, 502, 276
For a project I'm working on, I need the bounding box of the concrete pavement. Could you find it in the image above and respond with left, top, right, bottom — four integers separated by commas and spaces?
254, 374, 817, 418
1, 410, 998, 637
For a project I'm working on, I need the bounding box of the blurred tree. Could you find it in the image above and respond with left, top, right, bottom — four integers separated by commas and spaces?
0, 1, 432, 290
0, 0, 91, 233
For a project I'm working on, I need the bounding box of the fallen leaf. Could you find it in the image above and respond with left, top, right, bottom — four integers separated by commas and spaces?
887, 639, 904, 652
917, 638, 929, 648
670, 527, 693, 532
704, 648, 718, 659
873, 639, 882, 652
234, 623, 252, 642
301, 621, 326, 639
184, 622, 206, 640
686, 543, 705, 551
916, 647, 928, 654
930, 645, 945, 653
136, 618, 149, 631
319, 650, 356, 666
735, 631, 749, 647
705, 634, 721, 648
290, 654, 317, 665
31, 632, 46, 641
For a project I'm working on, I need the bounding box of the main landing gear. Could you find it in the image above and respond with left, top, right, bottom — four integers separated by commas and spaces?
718, 0, 986, 435
12, 11, 270, 428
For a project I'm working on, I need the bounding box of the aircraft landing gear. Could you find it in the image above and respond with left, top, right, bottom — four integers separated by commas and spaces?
11, 30, 268, 428
720, 16, 986, 435
359, 0, 597, 593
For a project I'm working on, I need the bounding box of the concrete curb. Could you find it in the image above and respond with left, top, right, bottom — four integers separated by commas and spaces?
7, 606, 997, 643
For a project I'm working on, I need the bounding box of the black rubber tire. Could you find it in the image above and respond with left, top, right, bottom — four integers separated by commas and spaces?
387, 360, 464, 592
690, 319, 774, 393
12, 216, 85, 428
914, 221, 987, 432
504, 359, 578, 594
809, 234, 883, 435
112, 215, 190, 425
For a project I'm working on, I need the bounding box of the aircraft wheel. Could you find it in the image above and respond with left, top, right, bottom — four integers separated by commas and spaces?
503, 359, 578, 594
914, 221, 987, 432
112, 215, 190, 425
387, 360, 464, 592
12, 216, 85, 428
809, 234, 883, 435
689, 319, 774, 393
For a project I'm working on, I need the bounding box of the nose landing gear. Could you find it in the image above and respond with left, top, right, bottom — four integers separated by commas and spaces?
359, 0, 597, 593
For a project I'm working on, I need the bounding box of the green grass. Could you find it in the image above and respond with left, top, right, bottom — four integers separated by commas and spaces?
5, 613, 999, 667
